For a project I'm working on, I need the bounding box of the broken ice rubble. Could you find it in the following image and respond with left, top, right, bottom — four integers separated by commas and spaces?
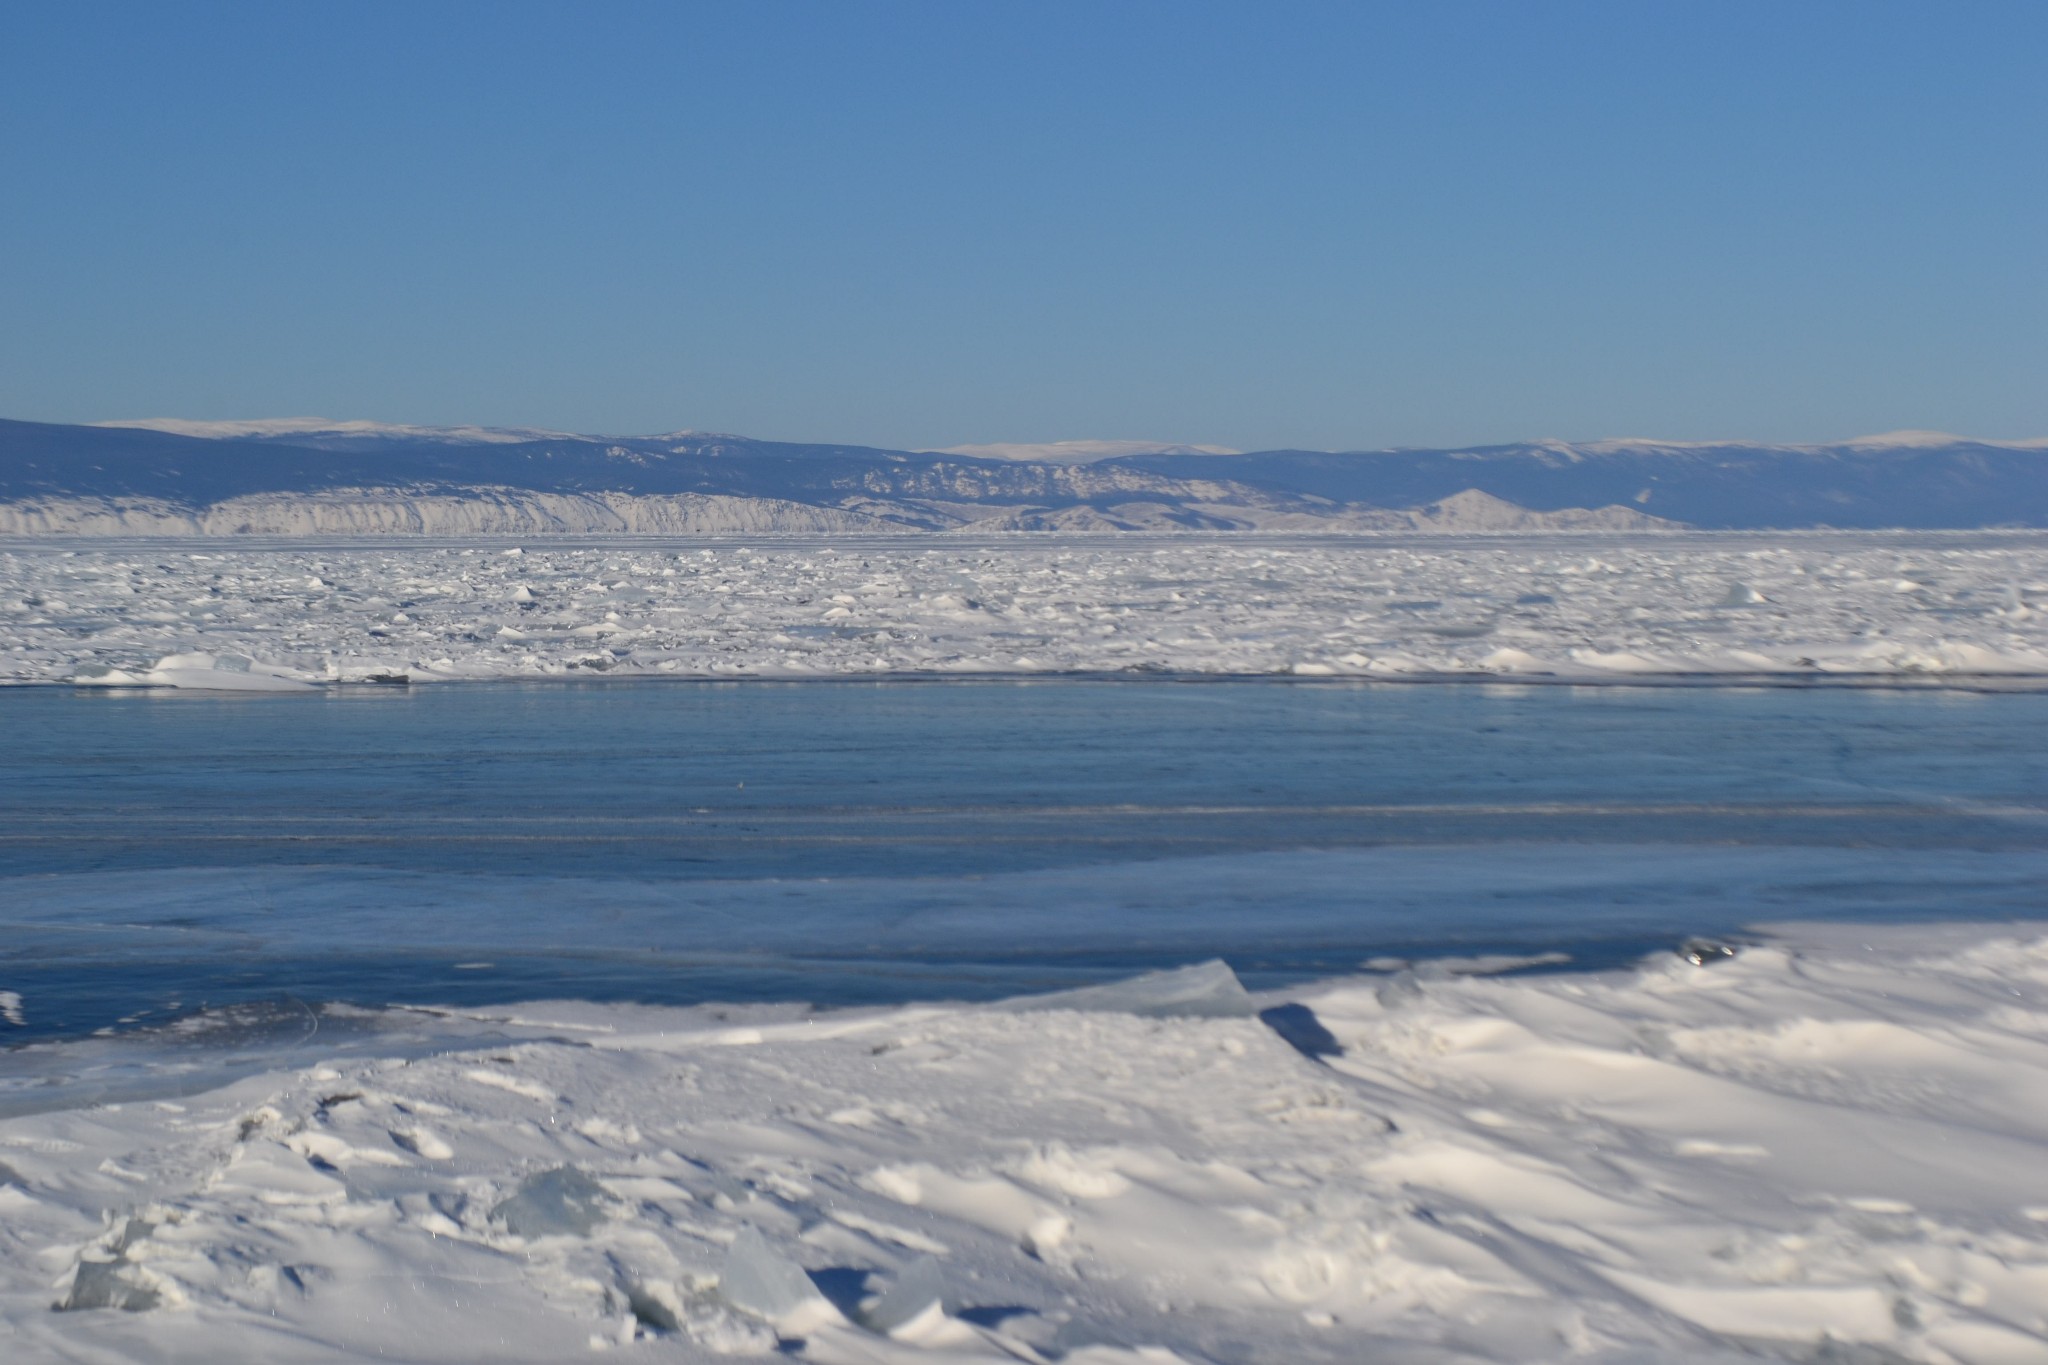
11, 534, 2048, 684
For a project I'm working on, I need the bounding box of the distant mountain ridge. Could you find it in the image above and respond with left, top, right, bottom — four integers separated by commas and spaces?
1, 416, 2044, 534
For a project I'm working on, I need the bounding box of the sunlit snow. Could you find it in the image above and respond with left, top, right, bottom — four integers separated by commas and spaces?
5, 927, 2048, 1360
6, 533, 2048, 686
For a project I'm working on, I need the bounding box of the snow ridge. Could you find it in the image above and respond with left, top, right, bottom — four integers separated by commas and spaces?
93, 417, 581, 444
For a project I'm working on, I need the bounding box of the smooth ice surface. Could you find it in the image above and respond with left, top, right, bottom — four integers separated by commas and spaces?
7, 680, 2048, 1039
6, 532, 2048, 684
7, 926, 2048, 1361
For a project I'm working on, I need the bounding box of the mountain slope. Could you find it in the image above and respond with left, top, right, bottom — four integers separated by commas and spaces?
1115, 435, 2048, 529
4, 418, 2044, 533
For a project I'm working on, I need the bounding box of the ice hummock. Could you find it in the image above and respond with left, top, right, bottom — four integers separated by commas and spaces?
142, 652, 315, 691
58, 1258, 160, 1314
861, 1254, 953, 1335
56, 1219, 161, 1314
994, 958, 1255, 1017
718, 1225, 826, 1323
490, 1165, 614, 1238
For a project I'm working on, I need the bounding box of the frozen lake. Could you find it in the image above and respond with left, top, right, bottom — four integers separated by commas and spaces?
5, 678, 2046, 1040
10, 678, 2048, 1361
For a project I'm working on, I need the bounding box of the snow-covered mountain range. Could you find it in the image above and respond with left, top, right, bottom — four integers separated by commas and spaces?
2, 417, 2045, 535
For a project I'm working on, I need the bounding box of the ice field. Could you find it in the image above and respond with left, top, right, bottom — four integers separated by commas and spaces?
5, 532, 2048, 687
8, 539, 2048, 1362
6, 927, 2048, 1362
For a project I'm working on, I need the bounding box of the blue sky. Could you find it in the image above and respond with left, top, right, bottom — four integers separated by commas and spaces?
2, 1, 2043, 450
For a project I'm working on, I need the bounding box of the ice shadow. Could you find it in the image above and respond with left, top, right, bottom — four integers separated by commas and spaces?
805, 1266, 874, 1320
1258, 1002, 1342, 1059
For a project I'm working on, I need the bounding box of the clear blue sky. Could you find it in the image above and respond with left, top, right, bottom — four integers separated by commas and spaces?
2, 1, 2043, 450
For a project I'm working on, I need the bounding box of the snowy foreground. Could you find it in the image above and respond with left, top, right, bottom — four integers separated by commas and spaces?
6, 534, 2048, 686
7, 926, 2048, 1362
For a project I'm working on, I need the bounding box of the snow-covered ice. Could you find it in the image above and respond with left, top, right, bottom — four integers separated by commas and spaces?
7, 927, 2048, 1360
6, 533, 2048, 686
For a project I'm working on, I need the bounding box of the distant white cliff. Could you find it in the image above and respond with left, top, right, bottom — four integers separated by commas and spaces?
0, 486, 1678, 536
0, 489, 902, 536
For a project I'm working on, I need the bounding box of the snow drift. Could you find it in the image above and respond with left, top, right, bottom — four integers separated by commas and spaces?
5, 924, 2048, 1361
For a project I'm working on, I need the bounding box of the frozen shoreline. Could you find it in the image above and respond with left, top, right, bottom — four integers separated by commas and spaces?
6, 923, 2048, 1361
6, 532, 2048, 687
